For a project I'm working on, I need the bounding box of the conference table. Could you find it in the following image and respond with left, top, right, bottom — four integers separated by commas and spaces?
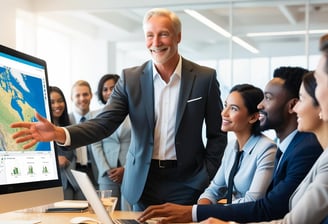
0, 204, 142, 224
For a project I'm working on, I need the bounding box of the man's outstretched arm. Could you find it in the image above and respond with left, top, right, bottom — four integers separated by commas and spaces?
11, 112, 66, 149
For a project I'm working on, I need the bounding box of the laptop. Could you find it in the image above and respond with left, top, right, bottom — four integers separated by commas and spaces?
71, 169, 142, 224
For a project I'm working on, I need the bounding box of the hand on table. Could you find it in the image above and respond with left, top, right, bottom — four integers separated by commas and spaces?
138, 203, 193, 224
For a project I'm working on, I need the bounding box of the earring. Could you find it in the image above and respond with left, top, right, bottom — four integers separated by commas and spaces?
319, 112, 323, 120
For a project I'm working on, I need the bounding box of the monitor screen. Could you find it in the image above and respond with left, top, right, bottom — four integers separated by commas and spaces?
0, 44, 63, 213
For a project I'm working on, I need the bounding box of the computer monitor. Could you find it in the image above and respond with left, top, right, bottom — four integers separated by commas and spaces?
0, 44, 63, 213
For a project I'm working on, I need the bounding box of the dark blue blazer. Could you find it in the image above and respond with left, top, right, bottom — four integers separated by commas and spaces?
197, 131, 322, 223
321, 216, 328, 224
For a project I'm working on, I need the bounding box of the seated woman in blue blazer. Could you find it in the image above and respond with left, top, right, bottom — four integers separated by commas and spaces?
198, 84, 277, 204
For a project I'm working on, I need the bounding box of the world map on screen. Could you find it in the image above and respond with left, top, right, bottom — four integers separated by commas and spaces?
0, 66, 50, 151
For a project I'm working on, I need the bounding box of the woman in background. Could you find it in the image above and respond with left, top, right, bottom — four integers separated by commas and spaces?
49, 86, 78, 199
91, 74, 131, 210
198, 84, 276, 204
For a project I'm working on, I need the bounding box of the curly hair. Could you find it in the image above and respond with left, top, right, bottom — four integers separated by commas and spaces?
273, 66, 309, 99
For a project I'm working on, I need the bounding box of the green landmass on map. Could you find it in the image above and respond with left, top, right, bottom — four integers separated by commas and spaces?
0, 68, 36, 151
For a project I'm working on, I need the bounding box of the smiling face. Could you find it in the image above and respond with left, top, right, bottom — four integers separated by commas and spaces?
293, 83, 321, 133
71, 85, 92, 115
102, 79, 116, 103
315, 55, 328, 121
50, 91, 65, 119
257, 78, 291, 132
221, 91, 256, 135
144, 15, 181, 66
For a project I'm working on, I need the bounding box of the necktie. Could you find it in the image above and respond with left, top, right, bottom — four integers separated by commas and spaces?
76, 116, 88, 165
80, 116, 86, 123
226, 150, 243, 204
273, 148, 283, 174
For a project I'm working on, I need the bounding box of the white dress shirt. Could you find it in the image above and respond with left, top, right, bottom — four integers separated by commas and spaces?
152, 57, 182, 160
71, 111, 91, 165
62, 58, 183, 161
275, 130, 297, 171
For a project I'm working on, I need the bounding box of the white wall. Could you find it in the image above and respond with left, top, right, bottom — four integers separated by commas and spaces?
16, 10, 111, 112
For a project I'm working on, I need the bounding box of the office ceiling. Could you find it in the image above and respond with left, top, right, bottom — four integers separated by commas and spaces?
30, 0, 328, 60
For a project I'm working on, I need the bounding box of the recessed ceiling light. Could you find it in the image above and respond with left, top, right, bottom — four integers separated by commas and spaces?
184, 9, 259, 54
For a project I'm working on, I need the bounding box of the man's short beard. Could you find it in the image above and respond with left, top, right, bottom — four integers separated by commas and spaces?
260, 122, 271, 132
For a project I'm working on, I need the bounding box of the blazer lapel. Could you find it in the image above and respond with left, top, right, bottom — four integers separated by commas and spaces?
274, 132, 301, 178
140, 61, 155, 132
175, 58, 195, 132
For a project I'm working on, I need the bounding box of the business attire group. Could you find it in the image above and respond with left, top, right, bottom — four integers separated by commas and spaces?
197, 131, 322, 222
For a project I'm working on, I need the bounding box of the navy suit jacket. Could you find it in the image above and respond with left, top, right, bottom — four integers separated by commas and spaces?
197, 132, 322, 223
67, 58, 227, 204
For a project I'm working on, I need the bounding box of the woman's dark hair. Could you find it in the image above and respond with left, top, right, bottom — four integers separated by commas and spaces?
230, 84, 263, 136
49, 86, 70, 126
320, 34, 328, 74
319, 34, 328, 51
97, 74, 120, 104
302, 71, 319, 107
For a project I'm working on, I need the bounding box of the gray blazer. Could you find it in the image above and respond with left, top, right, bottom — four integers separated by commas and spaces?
280, 148, 328, 223
67, 58, 227, 204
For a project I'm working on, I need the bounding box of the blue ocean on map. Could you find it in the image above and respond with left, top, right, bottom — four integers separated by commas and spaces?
1, 66, 51, 151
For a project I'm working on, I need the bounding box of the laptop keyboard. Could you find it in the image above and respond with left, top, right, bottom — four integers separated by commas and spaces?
115, 219, 143, 224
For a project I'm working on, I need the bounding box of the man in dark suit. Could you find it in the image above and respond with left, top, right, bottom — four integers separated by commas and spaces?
137, 66, 323, 223
11, 8, 227, 210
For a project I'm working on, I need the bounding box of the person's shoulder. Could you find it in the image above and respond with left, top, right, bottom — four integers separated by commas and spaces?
294, 132, 319, 145
90, 108, 102, 117
182, 57, 215, 73
68, 113, 76, 124
290, 132, 322, 154
257, 133, 275, 143
256, 134, 276, 148
249, 134, 276, 155
123, 60, 151, 74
